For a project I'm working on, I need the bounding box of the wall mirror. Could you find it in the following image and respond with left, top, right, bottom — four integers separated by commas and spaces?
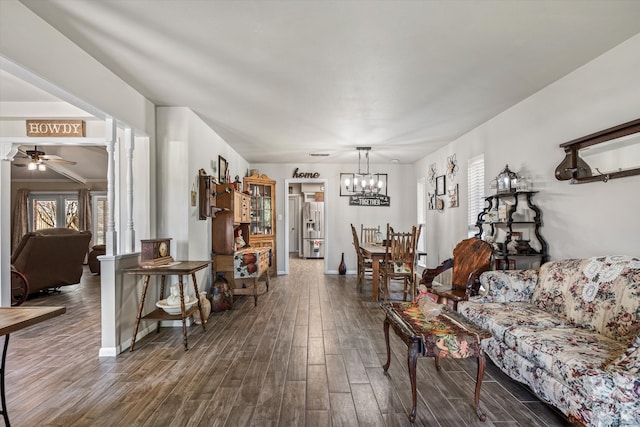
555, 118, 640, 184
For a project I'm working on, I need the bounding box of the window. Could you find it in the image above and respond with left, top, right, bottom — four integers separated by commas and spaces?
92, 193, 108, 245
416, 177, 427, 266
467, 155, 485, 237
30, 193, 78, 231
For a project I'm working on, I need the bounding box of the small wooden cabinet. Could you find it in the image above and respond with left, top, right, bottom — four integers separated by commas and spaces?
244, 172, 277, 276
215, 183, 251, 224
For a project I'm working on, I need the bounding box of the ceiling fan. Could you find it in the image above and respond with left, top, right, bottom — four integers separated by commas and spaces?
13, 146, 77, 171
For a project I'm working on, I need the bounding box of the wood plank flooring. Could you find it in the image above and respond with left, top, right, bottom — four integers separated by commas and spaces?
4, 256, 569, 426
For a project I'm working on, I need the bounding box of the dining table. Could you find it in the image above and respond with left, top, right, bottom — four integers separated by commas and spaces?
0, 306, 66, 426
359, 242, 386, 301
359, 243, 427, 301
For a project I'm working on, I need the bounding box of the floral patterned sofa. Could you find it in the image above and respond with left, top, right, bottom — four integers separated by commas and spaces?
457, 256, 640, 426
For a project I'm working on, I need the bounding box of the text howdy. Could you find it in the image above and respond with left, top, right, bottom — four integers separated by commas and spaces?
26, 120, 86, 137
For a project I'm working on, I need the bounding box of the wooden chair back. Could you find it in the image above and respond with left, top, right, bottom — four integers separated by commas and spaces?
383, 224, 417, 276
380, 224, 418, 301
450, 237, 493, 290
350, 223, 362, 257
361, 225, 380, 244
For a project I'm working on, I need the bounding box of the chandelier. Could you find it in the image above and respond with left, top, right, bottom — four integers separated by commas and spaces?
343, 147, 384, 194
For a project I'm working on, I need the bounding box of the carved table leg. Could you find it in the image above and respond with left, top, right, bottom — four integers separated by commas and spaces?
434, 355, 441, 371
191, 273, 206, 331
475, 351, 487, 421
178, 275, 188, 351
253, 277, 258, 306
157, 275, 166, 333
130, 275, 151, 352
383, 318, 391, 373
407, 340, 420, 423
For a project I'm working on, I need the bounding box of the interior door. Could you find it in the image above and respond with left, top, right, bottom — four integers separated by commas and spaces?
288, 195, 299, 253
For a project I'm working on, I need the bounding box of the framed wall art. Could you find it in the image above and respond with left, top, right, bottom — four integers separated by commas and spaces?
448, 184, 459, 208
435, 175, 446, 195
218, 155, 228, 184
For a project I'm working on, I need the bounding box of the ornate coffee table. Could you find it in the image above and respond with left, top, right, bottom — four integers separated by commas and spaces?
381, 302, 492, 423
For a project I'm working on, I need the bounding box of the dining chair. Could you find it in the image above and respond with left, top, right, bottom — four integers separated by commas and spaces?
350, 224, 373, 291
379, 223, 418, 302
360, 224, 381, 244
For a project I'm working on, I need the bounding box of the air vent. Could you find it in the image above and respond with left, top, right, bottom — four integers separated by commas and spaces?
309, 153, 330, 157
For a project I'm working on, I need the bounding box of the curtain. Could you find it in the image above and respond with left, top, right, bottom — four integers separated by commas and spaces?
78, 188, 93, 246
11, 188, 29, 252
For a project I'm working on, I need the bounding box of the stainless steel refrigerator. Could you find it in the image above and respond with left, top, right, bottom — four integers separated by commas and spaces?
302, 201, 324, 258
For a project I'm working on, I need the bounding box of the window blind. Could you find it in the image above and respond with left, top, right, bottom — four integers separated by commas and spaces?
467, 155, 485, 234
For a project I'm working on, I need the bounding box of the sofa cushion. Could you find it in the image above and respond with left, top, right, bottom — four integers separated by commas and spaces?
477, 269, 538, 302
532, 256, 640, 342
457, 301, 570, 341
504, 326, 627, 389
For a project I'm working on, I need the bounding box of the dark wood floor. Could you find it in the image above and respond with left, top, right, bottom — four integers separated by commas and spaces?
5, 256, 569, 426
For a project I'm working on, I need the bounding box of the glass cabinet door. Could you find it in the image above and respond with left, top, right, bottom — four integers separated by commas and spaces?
249, 184, 273, 235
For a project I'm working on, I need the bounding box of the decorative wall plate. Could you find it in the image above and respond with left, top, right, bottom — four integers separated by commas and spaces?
428, 163, 437, 186
447, 154, 458, 180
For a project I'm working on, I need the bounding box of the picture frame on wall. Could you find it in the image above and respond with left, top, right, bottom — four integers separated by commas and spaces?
448, 184, 459, 208
435, 175, 446, 195
218, 156, 228, 184
428, 193, 435, 210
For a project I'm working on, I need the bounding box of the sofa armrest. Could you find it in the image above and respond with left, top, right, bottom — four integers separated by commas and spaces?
471, 269, 539, 303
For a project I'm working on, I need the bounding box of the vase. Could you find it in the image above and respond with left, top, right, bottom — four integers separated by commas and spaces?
338, 252, 347, 275
193, 291, 211, 324
211, 274, 233, 312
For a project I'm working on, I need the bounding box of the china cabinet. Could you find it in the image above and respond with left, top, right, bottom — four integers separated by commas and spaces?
244, 172, 277, 276
475, 191, 548, 270
211, 183, 269, 305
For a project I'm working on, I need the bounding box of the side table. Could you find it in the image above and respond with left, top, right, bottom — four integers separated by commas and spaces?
125, 261, 211, 351
0, 306, 66, 426
381, 302, 492, 423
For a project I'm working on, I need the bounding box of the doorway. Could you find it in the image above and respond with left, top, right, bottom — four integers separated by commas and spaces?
283, 178, 329, 275
288, 194, 300, 254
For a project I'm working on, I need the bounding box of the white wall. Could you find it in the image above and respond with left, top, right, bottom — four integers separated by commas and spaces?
414, 34, 640, 266
248, 163, 415, 274
0, 0, 155, 134
156, 107, 250, 291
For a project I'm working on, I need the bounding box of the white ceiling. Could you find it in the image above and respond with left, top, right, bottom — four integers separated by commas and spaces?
5, 1, 640, 167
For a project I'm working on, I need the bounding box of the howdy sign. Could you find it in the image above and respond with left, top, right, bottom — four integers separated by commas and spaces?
26, 120, 86, 137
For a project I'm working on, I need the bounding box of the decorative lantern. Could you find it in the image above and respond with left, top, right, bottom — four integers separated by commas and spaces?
496, 164, 517, 194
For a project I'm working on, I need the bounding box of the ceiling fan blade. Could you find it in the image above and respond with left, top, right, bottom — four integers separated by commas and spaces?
45, 158, 77, 165
12, 163, 28, 167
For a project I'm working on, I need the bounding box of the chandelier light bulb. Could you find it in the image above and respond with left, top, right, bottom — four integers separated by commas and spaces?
38, 163, 46, 171
27, 162, 37, 170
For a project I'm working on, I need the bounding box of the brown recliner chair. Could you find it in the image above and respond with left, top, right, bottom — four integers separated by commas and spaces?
11, 228, 92, 304
88, 244, 106, 274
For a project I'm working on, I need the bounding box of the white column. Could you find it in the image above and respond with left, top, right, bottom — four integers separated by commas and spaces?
0, 143, 19, 307
125, 127, 135, 253
105, 118, 118, 256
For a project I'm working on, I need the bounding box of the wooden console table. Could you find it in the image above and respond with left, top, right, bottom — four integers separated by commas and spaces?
125, 261, 211, 351
0, 306, 66, 426
381, 302, 491, 423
